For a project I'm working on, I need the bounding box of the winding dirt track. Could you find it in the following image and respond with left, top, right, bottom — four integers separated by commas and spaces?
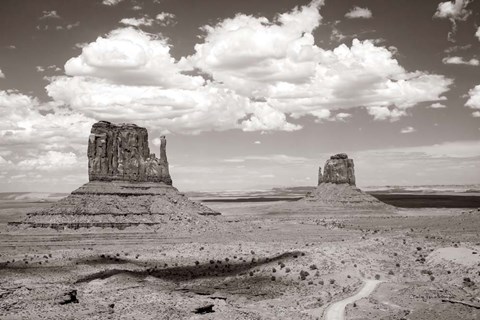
324, 279, 382, 320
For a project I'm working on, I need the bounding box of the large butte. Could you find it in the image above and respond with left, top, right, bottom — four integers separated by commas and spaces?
11, 121, 219, 230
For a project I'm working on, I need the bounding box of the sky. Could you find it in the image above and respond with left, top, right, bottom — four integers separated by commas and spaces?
0, 0, 479, 192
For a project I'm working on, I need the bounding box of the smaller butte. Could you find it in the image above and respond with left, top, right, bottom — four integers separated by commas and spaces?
268, 153, 393, 214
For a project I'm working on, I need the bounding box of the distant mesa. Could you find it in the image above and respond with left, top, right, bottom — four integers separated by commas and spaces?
307, 153, 391, 210
10, 121, 219, 230
269, 153, 392, 214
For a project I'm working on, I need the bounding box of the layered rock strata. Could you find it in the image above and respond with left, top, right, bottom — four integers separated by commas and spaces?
318, 153, 355, 186
269, 153, 392, 214
88, 121, 172, 184
11, 121, 219, 230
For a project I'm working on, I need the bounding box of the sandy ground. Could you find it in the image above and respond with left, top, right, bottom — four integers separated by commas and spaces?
0, 201, 479, 319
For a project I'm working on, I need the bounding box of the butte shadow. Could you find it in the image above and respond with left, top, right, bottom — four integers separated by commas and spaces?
9, 121, 219, 230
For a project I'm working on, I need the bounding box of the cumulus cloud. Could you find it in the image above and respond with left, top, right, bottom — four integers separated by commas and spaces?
429, 102, 447, 108
46, 1, 451, 135
63, 27, 204, 88
442, 56, 479, 66
476, 27, 480, 41
400, 126, 416, 134
120, 17, 155, 27
40, 10, 60, 19
367, 107, 406, 122
345, 7, 372, 19
46, 76, 298, 134
0, 91, 94, 152
0, 69, 4, 78
0, 90, 95, 188
120, 13, 176, 28
465, 85, 480, 115
156, 12, 176, 26
433, 0, 472, 42
187, 3, 451, 123
102, 0, 124, 6
433, 0, 472, 20
17, 151, 78, 171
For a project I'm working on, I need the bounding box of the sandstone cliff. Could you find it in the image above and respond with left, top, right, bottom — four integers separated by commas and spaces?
88, 121, 171, 185
318, 153, 355, 186
13, 121, 219, 230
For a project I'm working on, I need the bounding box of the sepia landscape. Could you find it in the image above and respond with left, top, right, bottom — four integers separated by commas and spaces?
1, 0, 479, 319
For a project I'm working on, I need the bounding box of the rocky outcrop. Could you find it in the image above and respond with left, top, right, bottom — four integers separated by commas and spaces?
88, 121, 171, 185
269, 153, 393, 213
12, 121, 219, 230
318, 153, 355, 186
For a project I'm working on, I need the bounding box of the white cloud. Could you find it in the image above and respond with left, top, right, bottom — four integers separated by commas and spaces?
0, 90, 95, 188
156, 12, 176, 26
442, 56, 479, 66
400, 126, 416, 134
17, 151, 78, 171
0, 91, 94, 151
353, 140, 480, 186
187, 3, 451, 123
465, 85, 480, 113
345, 7, 372, 19
36, 65, 61, 73
429, 102, 447, 108
472, 111, 480, 117
223, 154, 309, 165
254, 140, 261, 144
433, 0, 472, 42
119, 13, 175, 28
476, 27, 480, 41
102, 0, 124, 6
45, 1, 451, 135
444, 44, 471, 53
433, 0, 471, 20
40, 10, 60, 19
66, 22, 80, 30
63, 27, 204, 88
132, 5, 142, 11
46, 76, 298, 134
335, 112, 351, 121
0, 69, 4, 78
120, 17, 155, 27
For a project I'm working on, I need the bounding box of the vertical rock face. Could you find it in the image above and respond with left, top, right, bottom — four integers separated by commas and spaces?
88, 121, 172, 185
318, 153, 355, 186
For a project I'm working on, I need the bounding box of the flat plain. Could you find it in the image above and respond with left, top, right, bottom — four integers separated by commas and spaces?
0, 193, 479, 320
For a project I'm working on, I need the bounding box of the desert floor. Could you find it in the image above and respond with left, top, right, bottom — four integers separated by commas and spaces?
0, 200, 479, 319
